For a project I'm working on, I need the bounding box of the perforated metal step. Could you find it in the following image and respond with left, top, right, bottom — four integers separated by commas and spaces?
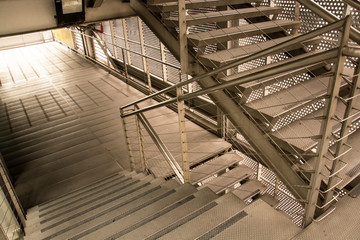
188, 20, 301, 47
190, 152, 242, 185
163, 7, 283, 27
231, 180, 267, 201
199, 35, 322, 67
119, 188, 218, 240
153, 193, 247, 240
26, 178, 179, 240
198, 165, 254, 194
148, 0, 263, 12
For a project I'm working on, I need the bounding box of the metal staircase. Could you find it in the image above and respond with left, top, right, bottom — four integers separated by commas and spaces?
125, 0, 360, 226
24, 170, 298, 240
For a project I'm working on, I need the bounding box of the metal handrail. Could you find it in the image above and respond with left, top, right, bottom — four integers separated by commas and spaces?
134, 105, 185, 183
120, 18, 345, 114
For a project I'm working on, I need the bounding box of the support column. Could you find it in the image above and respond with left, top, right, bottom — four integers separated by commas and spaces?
178, 0, 188, 74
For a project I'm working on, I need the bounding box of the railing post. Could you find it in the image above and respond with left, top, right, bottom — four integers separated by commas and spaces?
303, 16, 351, 227
145, 58, 152, 93
120, 109, 136, 171
177, 76, 190, 183
178, 0, 188, 74
109, 20, 119, 59
135, 114, 146, 173
121, 48, 129, 82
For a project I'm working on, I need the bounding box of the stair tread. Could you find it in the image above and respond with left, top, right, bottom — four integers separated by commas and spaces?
75, 184, 197, 240
298, 130, 360, 190
198, 165, 254, 194
119, 188, 218, 240
188, 20, 301, 47
231, 180, 266, 201
163, 7, 283, 27
220, 49, 326, 83
156, 193, 246, 240
191, 152, 242, 184
271, 97, 360, 154
210, 199, 300, 240
199, 35, 321, 67
34, 174, 154, 224
26, 178, 177, 240
149, 0, 263, 12
243, 76, 332, 123
32, 171, 131, 213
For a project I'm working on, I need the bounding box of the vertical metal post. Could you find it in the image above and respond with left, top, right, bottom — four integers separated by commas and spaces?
138, 17, 148, 72
101, 31, 110, 66
303, 16, 351, 227
257, 163, 263, 181
217, 107, 225, 138
178, 0, 188, 74
294, 1, 300, 21
109, 20, 119, 59
177, 73, 190, 183
274, 177, 280, 199
122, 19, 132, 65
120, 109, 136, 171
160, 42, 168, 82
146, 58, 152, 93
122, 48, 129, 82
135, 108, 146, 173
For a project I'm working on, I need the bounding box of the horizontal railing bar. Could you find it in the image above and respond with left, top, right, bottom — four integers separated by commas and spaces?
122, 48, 339, 118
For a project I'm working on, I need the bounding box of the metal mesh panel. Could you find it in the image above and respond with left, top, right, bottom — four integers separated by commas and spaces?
72, 29, 84, 55
94, 39, 107, 65
102, 22, 115, 57
141, 21, 163, 79
126, 17, 144, 71
113, 20, 125, 62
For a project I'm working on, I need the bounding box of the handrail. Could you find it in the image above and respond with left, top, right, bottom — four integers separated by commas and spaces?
134, 105, 185, 183
120, 18, 346, 112
122, 48, 338, 118
297, 0, 360, 45
0, 153, 26, 230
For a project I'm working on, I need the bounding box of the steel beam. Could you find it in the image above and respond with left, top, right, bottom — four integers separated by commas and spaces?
130, 0, 308, 202
0, 0, 135, 37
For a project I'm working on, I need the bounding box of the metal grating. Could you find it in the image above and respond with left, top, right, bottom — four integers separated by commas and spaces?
126, 17, 144, 71
141, 21, 164, 79
72, 29, 84, 55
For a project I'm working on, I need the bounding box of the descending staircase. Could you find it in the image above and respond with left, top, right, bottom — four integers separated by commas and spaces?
24, 170, 298, 240
130, 0, 360, 224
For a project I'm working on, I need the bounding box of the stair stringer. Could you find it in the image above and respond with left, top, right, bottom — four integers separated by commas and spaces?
129, 0, 308, 203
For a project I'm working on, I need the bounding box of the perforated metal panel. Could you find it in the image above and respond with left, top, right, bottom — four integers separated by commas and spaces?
126, 17, 144, 71
72, 29, 84, 55
141, 21, 163, 79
